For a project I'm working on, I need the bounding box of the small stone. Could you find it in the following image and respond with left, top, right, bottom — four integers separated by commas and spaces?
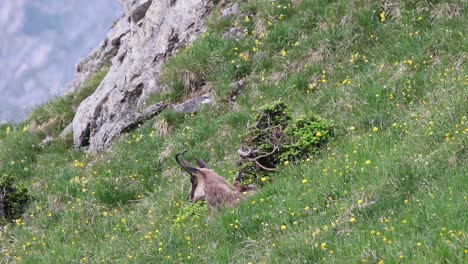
59, 123, 73, 139
221, 3, 239, 18
222, 27, 243, 39
173, 93, 213, 113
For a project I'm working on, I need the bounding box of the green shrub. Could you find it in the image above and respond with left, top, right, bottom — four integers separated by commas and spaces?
0, 174, 30, 224
280, 112, 334, 162
236, 101, 333, 184
236, 101, 291, 184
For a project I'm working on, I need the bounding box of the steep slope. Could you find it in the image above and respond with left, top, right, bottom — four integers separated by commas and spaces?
1, 0, 467, 263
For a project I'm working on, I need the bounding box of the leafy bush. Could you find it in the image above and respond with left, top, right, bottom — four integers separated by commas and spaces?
236, 101, 333, 184
235, 101, 291, 183
280, 113, 334, 162
0, 174, 30, 224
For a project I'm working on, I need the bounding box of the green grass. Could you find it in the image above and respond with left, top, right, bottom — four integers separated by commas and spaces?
1, 0, 467, 263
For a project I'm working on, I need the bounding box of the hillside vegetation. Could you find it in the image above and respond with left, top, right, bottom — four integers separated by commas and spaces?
1, 0, 467, 263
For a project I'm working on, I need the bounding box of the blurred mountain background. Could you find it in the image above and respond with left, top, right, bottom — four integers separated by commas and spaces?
0, 0, 121, 122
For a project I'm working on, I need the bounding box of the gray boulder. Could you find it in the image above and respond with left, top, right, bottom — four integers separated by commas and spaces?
221, 3, 239, 18
59, 123, 73, 139
173, 93, 214, 113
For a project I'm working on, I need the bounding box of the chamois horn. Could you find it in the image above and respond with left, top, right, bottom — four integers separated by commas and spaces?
175, 150, 199, 174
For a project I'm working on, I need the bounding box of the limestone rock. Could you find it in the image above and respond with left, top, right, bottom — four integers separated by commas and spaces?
59, 123, 73, 139
227, 78, 246, 102
228, 78, 245, 90
130, 0, 152, 23
72, 0, 214, 153
220, 3, 242, 39
40, 136, 54, 147
221, 3, 238, 18
222, 27, 243, 39
118, 0, 150, 17
173, 93, 214, 113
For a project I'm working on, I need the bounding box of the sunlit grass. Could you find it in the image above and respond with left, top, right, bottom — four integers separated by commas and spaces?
1, 0, 466, 263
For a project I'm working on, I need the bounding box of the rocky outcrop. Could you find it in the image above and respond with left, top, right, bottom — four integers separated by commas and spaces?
173, 93, 214, 113
72, 0, 215, 153
220, 3, 238, 18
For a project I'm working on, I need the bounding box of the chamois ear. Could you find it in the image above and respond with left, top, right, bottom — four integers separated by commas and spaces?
195, 158, 208, 168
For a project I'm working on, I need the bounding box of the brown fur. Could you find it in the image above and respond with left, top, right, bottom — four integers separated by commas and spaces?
176, 151, 255, 210
196, 168, 247, 209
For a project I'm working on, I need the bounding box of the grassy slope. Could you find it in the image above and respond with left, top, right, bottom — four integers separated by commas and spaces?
1, 0, 467, 263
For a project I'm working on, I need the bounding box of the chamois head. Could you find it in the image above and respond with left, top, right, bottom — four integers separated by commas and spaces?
175, 150, 209, 202
175, 150, 256, 209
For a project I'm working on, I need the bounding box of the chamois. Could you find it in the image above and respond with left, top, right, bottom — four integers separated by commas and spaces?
176, 151, 255, 210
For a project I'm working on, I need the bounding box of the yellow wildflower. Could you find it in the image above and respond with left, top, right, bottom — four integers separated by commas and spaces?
380, 11, 385, 23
